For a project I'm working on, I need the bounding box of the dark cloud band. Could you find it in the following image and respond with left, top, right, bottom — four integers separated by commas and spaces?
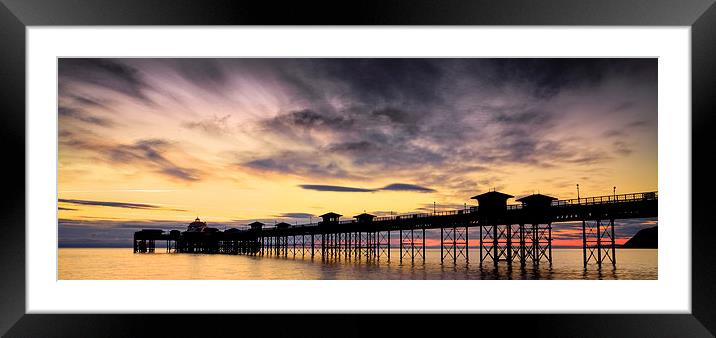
59, 199, 161, 210
299, 183, 436, 193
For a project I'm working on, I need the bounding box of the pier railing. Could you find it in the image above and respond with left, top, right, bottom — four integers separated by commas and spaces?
551, 191, 657, 207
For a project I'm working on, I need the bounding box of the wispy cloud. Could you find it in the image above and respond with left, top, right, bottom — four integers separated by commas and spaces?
60, 189, 186, 193
59, 106, 115, 127
61, 135, 202, 182
241, 151, 352, 179
59, 58, 154, 105
182, 114, 233, 136
59, 199, 162, 210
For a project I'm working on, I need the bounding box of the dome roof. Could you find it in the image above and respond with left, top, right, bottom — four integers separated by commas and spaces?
187, 217, 207, 232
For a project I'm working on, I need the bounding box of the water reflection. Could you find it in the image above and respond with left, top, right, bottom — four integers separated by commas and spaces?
59, 248, 657, 280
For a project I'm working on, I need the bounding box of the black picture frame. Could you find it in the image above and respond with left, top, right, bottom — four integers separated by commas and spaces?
1, 0, 714, 336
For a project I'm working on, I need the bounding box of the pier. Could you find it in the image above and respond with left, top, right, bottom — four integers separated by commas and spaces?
134, 191, 657, 268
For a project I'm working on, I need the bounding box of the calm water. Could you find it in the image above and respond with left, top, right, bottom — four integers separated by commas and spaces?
59, 248, 657, 280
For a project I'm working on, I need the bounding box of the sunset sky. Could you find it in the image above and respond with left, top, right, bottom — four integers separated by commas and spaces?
58, 58, 657, 247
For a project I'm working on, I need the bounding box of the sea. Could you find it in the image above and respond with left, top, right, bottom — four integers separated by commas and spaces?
59, 248, 657, 280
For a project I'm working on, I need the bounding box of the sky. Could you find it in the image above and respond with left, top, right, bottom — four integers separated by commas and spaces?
57, 58, 657, 247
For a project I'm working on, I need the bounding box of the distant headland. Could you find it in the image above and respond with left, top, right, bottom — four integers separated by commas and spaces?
621, 226, 657, 248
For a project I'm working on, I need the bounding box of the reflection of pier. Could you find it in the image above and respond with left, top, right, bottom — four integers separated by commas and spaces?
134, 191, 657, 268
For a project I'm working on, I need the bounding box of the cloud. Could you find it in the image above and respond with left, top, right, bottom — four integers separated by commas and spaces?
299, 184, 375, 192
298, 183, 436, 193
240, 151, 351, 178
61, 136, 202, 182
241, 58, 657, 181
609, 101, 635, 113
158, 167, 201, 182
58, 207, 77, 211
59, 199, 161, 209
612, 141, 633, 156
182, 114, 232, 136
59, 106, 115, 127
494, 109, 551, 126
58, 58, 154, 105
67, 94, 111, 109
168, 59, 229, 93
602, 119, 651, 139
380, 183, 436, 193
109, 139, 201, 182
275, 212, 315, 219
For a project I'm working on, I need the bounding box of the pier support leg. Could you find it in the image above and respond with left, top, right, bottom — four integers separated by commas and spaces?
399, 230, 403, 263
492, 224, 500, 267
582, 219, 616, 268
548, 223, 553, 264
596, 220, 602, 268
582, 220, 587, 268
452, 227, 456, 264
440, 228, 444, 263
411, 229, 415, 263
506, 224, 512, 263
440, 226, 468, 265
493, 224, 498, 267
422, 228, 426, 263
518, 224, 526, 266
532, 224, 538, 265
479, 225, 483, 265
610, 219, 616, 267
465, 226, 469, 263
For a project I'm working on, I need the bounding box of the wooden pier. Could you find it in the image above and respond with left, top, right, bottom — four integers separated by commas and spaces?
134, 191, 657, 268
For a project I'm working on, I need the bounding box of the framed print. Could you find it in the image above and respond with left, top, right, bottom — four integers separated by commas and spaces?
2, 0, 715, 336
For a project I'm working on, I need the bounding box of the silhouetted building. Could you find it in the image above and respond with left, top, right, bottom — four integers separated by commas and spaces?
275, 222, 291, 229
471, 191, 514, 221
186, 217, 207, 232
516, 193, 557, 210
516, 193, 557, 222
225, 228, 241, 233
319, 212, 342, 225
472, 191, 513, 211
354, 212, 376, 223
248, 221, 264, 231
169, 230, 181, 237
